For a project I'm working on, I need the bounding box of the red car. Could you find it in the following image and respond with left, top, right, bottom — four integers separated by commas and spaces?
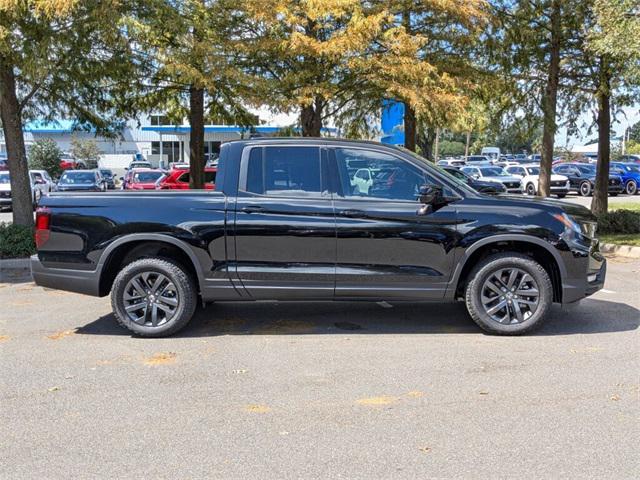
60, 158, 86, 170
124, 168, 165, 190
156, 167, 217, 190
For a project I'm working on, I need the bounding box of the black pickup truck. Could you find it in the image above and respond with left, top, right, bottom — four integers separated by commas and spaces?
32, 138, 606, 336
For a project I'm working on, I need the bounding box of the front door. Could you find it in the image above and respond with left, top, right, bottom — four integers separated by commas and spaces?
232, 145, 336, 299
330, 147, 459, 300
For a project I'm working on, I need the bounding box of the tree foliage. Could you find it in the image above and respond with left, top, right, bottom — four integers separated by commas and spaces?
70, 137, 101, 169
27, 138, 62, 178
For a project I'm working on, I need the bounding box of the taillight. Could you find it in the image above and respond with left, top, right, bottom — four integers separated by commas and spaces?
34, 207, 51, 249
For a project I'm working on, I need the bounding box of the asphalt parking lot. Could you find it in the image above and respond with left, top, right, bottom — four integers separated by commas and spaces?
1, 255, 638, 478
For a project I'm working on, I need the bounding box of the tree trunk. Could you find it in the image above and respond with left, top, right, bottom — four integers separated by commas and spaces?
416, 127, 436, 162
591, 56, 611, 216
539, 0, 561, 198
0, 58, 34, 228
403, 102, 416, 152
434, 128, 441, 162
300, 97, 323, 137
464, 131, 471, 159
189, 85, 205, 190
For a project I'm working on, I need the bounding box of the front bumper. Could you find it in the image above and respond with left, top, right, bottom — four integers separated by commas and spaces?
31, 255, 101, 296
0, 198, 12, 206
561, 242, 607, 303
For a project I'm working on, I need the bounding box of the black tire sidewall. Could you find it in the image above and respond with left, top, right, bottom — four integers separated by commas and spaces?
526, 183, 536, 195
465, 254, 553, 335
111, 258, 197, 337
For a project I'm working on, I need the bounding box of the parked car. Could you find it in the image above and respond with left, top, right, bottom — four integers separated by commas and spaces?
481, 147, 500, 161
465, 155, 492, 164
98, 169, 116, 190
128, 161, 152, 170
553, 163, 624, 196
442, 166, 506, 194
619, 154, 640, 164
29, 170, 55, 203
55, 170, 107, 192
528, 154, 542, 162
436, 158, 466, 167
60, 157, 86, 170
0, 171, 11, 209
460, 165, 523, 193
513, 154, 528, 162
0, 155, 7, 170
124, 169, 166, 190
504, 164, 570, 197
156, 167, 217, 190
610, 162, 640, 195
31, 138, 606, 337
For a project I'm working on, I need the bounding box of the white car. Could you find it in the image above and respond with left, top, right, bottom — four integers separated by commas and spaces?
505, 164, 570, 198
437, 158, 466, 167
460, 165, 523, 193
0, 170, 51, 210
351, 168, 375, 194
29, 170, 55, 203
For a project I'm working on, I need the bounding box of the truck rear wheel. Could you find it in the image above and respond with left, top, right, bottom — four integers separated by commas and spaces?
111, 257, 197, 337
464, 253, 553, 335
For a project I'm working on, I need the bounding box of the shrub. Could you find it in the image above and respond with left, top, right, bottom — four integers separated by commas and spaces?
70, 136, 101, 169
597, 209, 640, 235
27, 138, 63, 178
0, 223, 35, 259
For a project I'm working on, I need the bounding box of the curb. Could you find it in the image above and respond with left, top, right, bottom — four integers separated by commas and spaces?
0, 257, 31, 270
600, 243, 640, 258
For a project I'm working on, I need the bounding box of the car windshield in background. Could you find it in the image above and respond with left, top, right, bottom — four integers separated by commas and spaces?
525, 167, 540, 175
0, 173, 9, 183
133, 171, 163, 183
480, 167, 507, 176
100, 170, 113, 177
60, 172, 96, 184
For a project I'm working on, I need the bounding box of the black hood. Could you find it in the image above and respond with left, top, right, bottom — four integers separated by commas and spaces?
475, 193, 596, 222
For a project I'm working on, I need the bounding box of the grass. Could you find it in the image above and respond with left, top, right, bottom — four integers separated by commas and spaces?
599, 234, 640, 247
609, 202, 640, 212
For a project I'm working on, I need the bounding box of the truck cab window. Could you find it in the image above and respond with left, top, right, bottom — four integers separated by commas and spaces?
246, 146, 323, 197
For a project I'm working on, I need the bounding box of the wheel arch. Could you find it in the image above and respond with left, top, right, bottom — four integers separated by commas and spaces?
97, 234, 204, 297
450, 235, 565, 303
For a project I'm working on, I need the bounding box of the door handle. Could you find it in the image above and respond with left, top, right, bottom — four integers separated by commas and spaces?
339, 209, 365, 218
241, 205, 266, 214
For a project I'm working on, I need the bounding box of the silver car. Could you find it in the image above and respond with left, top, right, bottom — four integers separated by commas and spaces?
461, 165, 523, 193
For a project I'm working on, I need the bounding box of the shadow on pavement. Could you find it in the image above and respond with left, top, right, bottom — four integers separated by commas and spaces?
76, 298, 639, 338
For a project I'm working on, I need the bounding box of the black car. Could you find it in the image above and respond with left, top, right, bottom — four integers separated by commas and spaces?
55, 170, 107, 192
442, 166, 506, 194
99, 169, 116, 190
553, 163, 624, 196
32, 138, 605, 337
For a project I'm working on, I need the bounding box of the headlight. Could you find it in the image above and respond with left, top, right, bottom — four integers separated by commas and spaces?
553, 213, 597, 240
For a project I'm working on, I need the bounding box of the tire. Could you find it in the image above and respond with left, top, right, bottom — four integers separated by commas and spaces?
526, 183, 536, 195
579, 181, 592, 196
610, 193, 618, 197
464, 253, 553, 335
626, 180, 638, 195
111, 257, 197, 337
556, 194, 566, 198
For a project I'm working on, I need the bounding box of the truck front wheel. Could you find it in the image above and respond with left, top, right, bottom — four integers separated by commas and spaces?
464, 253, 553, 335
111, 257, 197, 337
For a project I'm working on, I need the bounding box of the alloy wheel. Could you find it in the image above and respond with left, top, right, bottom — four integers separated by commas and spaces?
626, 180, 637, 195
526, 183, 536, 195
579, 182, 591, 196
480, 268, 540, 324
122, 272, 179, 327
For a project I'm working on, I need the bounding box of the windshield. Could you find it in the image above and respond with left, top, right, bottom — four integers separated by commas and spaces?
60, 172, 96, 183
525, 167, 540, 175
619, 163, 640, 173
480, 167, 508, 176
0, 173, 9, 184
100, 170, 113, 177
133, 171, 163, 183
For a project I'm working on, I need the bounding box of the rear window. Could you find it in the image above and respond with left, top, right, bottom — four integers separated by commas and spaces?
177, 171, 216, 184
245, 146, 322, 196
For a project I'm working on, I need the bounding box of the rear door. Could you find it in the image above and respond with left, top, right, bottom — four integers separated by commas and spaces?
232, 145, 336, 299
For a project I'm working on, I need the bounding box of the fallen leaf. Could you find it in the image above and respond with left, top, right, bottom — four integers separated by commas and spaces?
0, 335, 10, 342
479, 391, 489, 395
356, 396, 398, 406
47, 330, 76, 340
245, 404, 270, 413
418, 446, 431, 453
48, 386, 60, 392
143, 352, 177, 366
406, 391, 424, 398
610, 394, 621, 401
232, 369, 248, 374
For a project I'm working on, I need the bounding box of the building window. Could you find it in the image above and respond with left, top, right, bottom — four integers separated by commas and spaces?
151, 141, 182, 163
150, 115, 172, 126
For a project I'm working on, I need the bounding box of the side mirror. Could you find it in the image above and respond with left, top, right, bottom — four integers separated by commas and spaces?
35, 179, 45, 185
418, 185, 445, 215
